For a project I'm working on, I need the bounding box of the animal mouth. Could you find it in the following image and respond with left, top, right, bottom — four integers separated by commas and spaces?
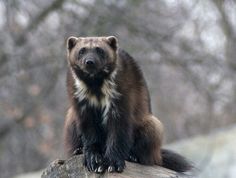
84, 66, 98, 76
73, 64, 110, 79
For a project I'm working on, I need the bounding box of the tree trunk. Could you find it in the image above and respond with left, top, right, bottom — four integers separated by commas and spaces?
41, 155, 194, 178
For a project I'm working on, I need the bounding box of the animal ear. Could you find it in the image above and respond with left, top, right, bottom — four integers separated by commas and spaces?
106, 36, 118, 51
67, 36, 78, 50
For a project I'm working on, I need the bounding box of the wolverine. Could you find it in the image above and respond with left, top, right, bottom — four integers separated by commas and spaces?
64, 36, 192, 173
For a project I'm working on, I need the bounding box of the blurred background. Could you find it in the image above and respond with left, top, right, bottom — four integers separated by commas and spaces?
0, 0, 235, 178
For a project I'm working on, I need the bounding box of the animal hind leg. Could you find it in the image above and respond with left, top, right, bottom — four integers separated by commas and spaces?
129, 115, 163, 165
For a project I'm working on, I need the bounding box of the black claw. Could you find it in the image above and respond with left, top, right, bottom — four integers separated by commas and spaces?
116, 166, 123, 173
127, 153, 138, 163
116, 162, 125, 172
73, 147, 83, 156
87, 167, 92, 172
97, 166, 105, 173
84, 152, 104, 173
106, 158, 125, 173
108, 166, 115, 172
130, 156, 137, 162
91, 165, 95, 171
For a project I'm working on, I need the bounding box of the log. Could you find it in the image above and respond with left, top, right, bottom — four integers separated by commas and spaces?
41, 155, 194, 178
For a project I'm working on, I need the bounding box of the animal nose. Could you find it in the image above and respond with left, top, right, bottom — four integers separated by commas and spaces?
85, 59, 95, 66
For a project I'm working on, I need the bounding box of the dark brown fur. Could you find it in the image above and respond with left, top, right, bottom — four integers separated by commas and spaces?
64, 36, 192, 173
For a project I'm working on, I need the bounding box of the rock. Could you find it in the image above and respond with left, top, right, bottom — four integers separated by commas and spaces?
41, 155, 194, 178
167, 125, 236, 178
13, 171, 42, 178
14, 125, 236, 178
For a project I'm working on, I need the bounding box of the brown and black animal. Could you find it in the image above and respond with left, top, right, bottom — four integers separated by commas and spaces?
64, 36, 192, 173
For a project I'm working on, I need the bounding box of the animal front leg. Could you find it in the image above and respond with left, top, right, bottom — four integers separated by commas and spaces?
103, 107, 132, 173
81, 127, 105, 173
83, 146, 104, 173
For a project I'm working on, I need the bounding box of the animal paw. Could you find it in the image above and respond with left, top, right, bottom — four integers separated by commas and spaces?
106, 158, 125, 173
84, 151, 103, 172
127, 153, 138, 163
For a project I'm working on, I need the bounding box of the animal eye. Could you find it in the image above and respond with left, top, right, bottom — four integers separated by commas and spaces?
95, 47, 105, 58
78, 47, 86, 57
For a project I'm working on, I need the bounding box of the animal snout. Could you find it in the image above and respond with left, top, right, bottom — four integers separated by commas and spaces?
85, 58, 95, 66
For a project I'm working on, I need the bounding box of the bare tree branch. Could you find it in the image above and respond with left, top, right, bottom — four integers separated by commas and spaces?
16, 0, 65, 45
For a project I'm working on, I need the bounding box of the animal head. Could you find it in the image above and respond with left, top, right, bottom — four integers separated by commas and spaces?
66, 36, 118, 79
